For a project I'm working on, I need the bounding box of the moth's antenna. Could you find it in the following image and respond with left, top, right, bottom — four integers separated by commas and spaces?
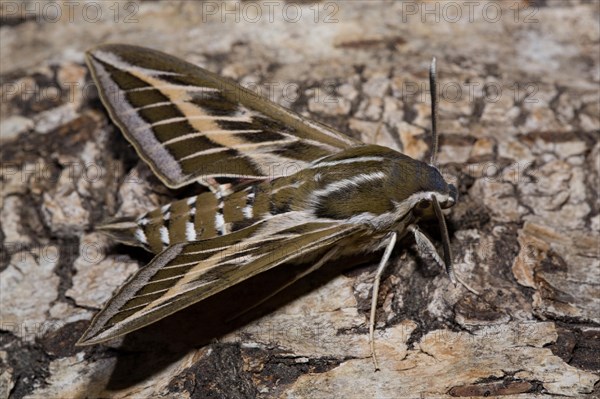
429, 57, 438, 165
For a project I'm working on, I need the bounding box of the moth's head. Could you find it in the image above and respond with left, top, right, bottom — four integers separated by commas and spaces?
446, 183, 458, 207
429, 167, 457, 209
410, 163, 457, 219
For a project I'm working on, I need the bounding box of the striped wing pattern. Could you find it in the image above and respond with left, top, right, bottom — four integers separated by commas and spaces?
78, 217, 363, 344
86, 44, 360, 188
81, 45, 374, 346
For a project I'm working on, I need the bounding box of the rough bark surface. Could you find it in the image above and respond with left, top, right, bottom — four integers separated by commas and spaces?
1, 1, 599, 398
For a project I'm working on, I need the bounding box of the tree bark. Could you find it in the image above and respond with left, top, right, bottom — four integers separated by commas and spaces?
1, 1, 598, 398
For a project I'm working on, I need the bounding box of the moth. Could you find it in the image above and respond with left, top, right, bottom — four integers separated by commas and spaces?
78, 44, 473, 369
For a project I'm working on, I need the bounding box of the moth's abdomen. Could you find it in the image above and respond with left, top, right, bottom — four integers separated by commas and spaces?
100, 185, 271, 253
138, 196, 212, 253
96, 216, 145, 249
97, 199, 202, 254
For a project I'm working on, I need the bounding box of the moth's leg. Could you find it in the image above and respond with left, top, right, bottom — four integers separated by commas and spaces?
369, 231, 397, 371
228, 246, 340, 321
408, 225, 479, 295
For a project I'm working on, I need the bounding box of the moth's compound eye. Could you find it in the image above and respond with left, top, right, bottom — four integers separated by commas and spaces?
412, 198, 431, 218
419, 199, 431, 209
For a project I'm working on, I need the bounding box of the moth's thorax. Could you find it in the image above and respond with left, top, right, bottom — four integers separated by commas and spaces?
266, 144, 456, 230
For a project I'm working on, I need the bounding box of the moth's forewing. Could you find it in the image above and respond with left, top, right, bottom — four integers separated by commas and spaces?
78, 219, 363, 345
86, 44, 359, 189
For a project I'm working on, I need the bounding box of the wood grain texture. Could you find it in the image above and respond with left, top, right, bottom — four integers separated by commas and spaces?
1, 1, 598, 398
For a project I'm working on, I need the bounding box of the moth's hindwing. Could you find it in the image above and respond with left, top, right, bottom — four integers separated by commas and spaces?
86, 44, 360, 189
78, 218, 364, 344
